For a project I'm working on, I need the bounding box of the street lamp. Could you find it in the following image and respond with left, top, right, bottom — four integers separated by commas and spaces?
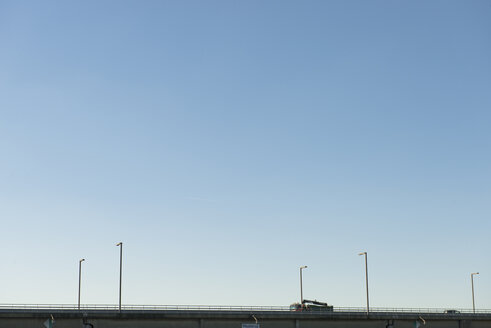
78, 258, 85, 310
116, 242, 123, 312
471, 272, 479, 313
358, 252, 369, 315
299, 265, 308, 304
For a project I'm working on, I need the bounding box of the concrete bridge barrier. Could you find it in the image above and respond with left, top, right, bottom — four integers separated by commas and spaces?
1, 307, 490, 328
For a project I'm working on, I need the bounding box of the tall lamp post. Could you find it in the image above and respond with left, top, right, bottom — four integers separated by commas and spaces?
78, 258, 85, 310
358, 252, 369, 315
471, 272, 479, 313
299, 265, 308, 304
116, 242, 123, 312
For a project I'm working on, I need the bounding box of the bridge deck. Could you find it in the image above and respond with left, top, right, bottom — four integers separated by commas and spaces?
0, 307, 491, 321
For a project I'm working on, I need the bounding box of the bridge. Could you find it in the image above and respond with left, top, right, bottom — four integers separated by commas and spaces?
1, 305, 490, 328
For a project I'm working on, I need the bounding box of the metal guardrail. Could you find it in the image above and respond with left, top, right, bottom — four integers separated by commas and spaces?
0, 304, 490, 314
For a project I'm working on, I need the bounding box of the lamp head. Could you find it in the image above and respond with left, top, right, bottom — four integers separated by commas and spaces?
300, 265, 308, 269
80, 258, 85, 262
116, 242, 123, 246
358, 252, 367, 256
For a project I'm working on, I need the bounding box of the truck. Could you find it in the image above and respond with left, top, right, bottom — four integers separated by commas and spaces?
290, 299, 334, 312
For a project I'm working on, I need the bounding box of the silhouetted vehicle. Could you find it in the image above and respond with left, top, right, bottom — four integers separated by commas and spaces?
444, 310, 460, 314
290, 299, 333, 312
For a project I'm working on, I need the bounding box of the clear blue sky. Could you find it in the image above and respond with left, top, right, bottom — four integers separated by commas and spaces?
1, 0, 490, 309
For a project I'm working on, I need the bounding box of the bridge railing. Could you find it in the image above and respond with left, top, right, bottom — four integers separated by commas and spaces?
0, 304, 490, 314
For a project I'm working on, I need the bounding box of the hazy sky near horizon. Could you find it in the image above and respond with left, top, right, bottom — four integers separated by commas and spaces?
1, 0, 490, 309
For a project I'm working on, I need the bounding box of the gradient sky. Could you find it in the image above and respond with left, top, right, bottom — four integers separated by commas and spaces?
1, 0, 490, 309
